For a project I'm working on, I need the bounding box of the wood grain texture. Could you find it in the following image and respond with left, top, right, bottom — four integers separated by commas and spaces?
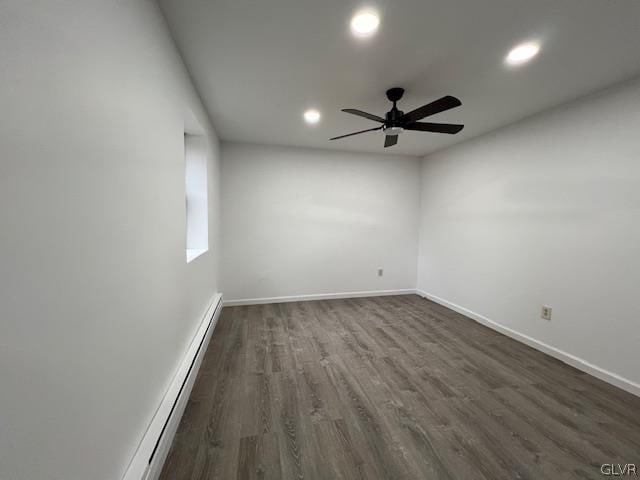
159, 295, 640, 480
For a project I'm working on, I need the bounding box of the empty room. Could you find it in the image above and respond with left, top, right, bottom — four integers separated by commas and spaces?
2, 1, 640, 479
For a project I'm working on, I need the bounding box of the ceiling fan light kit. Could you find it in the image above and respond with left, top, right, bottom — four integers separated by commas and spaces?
330, 87, 464, 148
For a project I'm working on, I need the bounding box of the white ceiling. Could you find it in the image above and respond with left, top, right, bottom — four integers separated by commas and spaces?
159, 0, 640, 156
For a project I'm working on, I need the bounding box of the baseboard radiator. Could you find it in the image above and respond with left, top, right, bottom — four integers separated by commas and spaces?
123, 293, 223, 480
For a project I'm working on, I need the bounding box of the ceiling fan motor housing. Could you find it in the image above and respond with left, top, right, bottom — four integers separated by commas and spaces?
385, 108, 404, 126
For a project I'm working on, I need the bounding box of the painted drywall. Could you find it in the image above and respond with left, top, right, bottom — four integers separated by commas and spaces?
0, 2, 220, 479
221, 143, 421, 301
417, 77, 640, 389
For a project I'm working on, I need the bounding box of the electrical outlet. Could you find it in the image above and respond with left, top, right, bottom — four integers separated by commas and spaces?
378, 268, 383, 277
541, 305, 552, 321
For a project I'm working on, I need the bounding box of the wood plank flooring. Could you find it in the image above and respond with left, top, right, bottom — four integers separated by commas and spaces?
159, 295, 640, 480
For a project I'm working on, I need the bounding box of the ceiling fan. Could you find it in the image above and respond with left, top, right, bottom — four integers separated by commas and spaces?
330, 87, 464, 148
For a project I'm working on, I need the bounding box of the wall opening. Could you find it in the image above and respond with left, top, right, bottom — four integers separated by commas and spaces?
185, 133, 208, 262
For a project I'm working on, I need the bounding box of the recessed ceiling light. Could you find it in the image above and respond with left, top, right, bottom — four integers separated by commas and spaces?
506, 41, 540, 66
303, 109, 321, 124
350, 10, 380, 37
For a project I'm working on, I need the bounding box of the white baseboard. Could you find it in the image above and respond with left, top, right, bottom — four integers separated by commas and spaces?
223, 289, 416, 307
416, 290, 640, 398
122, 293, 223, 480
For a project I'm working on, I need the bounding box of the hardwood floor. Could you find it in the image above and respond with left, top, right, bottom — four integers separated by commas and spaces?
159, 295, 640, 480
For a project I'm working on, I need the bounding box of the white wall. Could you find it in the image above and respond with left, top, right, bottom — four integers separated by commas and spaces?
417, 77, 640, 390
0, 2, 220, 479
221, 143, 421, 301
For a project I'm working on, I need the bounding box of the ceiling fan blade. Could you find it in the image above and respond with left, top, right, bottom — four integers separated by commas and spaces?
405, 122, 464, 134
384, 135, 398, 148
330, 126, 382, 140
342, 109, 385, 123
401, 95, 462, 124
